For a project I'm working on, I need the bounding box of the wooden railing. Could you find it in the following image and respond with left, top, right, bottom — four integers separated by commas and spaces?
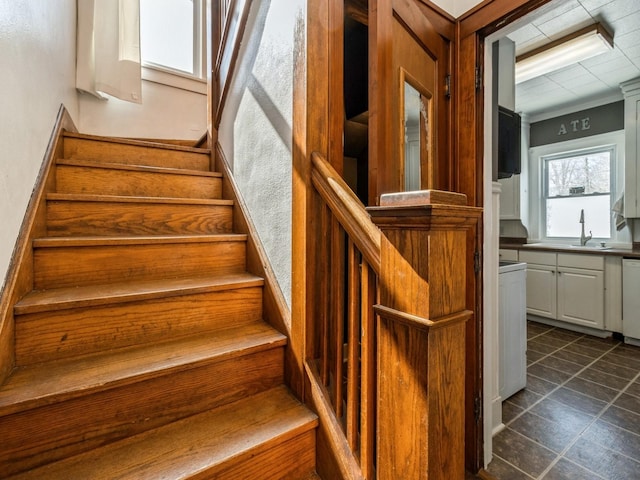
306, 152, 481, 479
308, 152, 380, 479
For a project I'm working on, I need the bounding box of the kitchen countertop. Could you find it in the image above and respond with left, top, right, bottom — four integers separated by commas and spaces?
500, 241, 640, 258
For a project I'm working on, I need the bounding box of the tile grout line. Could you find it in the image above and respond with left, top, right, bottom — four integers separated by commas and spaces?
496, 324, 640, 479
503, 328, 588, 428
535, 370, 640, 479
501, 326, 620, 479
533, 342, 638, 479
491, 453, 537, 480
532, 341, 620, 479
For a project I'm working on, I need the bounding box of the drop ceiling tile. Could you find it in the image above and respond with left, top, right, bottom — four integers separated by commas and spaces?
537, 9, 594, 39
532, 0, 583, 27
504, 0, 640, 115
569, 79, 613, 95
615, 30, 640, 48
591, 0, 640, 22
546, 64, 593, 83
508, 25, 546, 55
516, 76, 556, 92
583, 52, 634, 72
607, 11, 640, 36
600, 65, 640, 86
517, 89, 580, 115
578, 0, 615, 9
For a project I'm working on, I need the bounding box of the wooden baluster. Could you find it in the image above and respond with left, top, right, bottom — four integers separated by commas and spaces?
320, 203, 330, 386
331, 216, 345, 417
360, 261, 376, 479
368, 190, 481, 480
346, 239, 360, 450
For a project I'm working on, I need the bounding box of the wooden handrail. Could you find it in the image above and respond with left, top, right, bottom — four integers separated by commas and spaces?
310, 151, 381, 274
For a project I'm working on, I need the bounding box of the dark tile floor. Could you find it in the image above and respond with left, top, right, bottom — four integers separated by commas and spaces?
487, 321, 640, 480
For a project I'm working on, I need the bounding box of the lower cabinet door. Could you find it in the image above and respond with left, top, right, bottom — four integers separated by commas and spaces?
525, 264, 557, 319
557, 267, 604, 329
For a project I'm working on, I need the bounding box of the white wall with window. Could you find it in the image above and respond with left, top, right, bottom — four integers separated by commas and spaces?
79, 0, 207, 140
528, 131, 631, 246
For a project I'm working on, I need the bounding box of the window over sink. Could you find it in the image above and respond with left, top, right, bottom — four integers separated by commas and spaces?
528, 130, 630, 246
543, 146, 612, 239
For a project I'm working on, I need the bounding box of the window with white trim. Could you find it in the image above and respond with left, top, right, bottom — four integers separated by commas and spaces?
140, 0, 205, 81
543, 146, 613, 239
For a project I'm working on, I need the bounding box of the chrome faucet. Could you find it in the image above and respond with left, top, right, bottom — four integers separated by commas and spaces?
579, 209, 592, 246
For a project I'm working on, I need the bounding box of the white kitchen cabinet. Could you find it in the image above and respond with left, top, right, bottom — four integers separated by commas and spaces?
519, 250, 605, 329
557, 267, 604, 329
498, 175, 520, 220
622, 79, 640, 219
499, 249, 518, 261
525, 263, 557, 319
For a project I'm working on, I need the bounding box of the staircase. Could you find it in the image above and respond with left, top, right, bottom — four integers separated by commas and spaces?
0, 132, 318, 479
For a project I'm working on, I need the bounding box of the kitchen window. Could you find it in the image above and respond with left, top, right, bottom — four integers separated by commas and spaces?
140, 0, 206, 93
543, 146, 613, 239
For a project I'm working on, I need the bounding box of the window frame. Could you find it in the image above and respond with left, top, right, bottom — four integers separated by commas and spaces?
139, 0, 207, 94
528, 130, 629, 246
542, 145, 614, 240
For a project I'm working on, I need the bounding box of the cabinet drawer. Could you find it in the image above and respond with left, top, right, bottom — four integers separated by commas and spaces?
557, 253, 604, 270
519, 250, 556, 266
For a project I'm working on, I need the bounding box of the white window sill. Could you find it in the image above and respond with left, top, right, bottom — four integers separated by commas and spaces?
142, 66, 206, 95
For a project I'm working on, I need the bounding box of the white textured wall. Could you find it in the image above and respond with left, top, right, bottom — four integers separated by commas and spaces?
218, 0, 302, 308
0, 0, 79, 291
79, 80, 207, 140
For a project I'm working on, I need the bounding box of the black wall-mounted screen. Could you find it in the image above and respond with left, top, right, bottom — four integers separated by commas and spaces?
498, 106, 521, 179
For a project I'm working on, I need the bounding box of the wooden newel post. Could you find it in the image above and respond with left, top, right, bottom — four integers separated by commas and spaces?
367, 190, 481, 480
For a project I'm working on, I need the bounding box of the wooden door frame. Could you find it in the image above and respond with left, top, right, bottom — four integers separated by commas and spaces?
292, 0, 559, 475
454, 0, 554, 472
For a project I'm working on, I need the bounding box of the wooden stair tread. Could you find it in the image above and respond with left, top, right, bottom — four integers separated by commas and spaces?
57, 158, 222, 177
9, 385, 317, 480
15, 273, 264, 315
33, 233, 247, 248
63, 131, 211, 155
46, 193, 234, 206
0, 322, 285, 416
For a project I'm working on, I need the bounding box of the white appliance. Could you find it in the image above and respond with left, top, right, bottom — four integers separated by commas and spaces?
498, 261, 527, 400
623, 258, 640, 345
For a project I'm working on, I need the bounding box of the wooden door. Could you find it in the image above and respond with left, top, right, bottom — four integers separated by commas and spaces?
369, 0, 452, 204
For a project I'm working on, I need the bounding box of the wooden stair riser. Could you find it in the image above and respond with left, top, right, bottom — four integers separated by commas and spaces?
33, 239, 247, 289
56, 164, 222, 199
209, 429, 317, 480
63, 135, 210, 171
15, 287, 263, 365
6, 386, 317, 480
0, 347, 284, 477
46, 199, 233, 236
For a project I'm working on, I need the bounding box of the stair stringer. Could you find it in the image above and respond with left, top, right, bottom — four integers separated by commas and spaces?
0, 105, 77, 384
214, 143, 295, 378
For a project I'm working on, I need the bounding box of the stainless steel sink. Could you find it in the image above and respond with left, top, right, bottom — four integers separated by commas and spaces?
569, 244, 611, 250
525, 243, 611, 250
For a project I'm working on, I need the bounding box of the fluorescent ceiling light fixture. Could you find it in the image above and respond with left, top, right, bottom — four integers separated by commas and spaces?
515, 23, 614, 84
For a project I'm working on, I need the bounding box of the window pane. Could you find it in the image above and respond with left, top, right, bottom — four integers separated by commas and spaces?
546, 195, 611, 238
140, 0, 194, 74
547, 151, 610, 197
